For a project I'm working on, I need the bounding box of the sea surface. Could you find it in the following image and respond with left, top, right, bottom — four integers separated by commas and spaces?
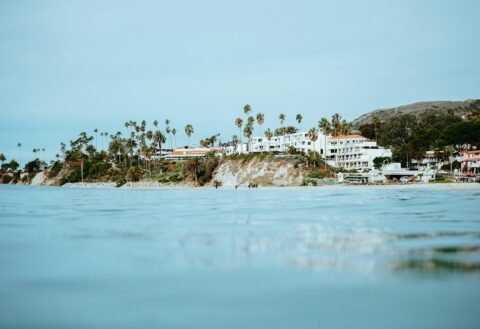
0, 185, 479, 328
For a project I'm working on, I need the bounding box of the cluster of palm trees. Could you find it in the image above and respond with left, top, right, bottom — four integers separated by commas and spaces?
61, 119, 195, 170
32, 148, 46, 161
232, 105, 350, 156
234, 104, 305, 152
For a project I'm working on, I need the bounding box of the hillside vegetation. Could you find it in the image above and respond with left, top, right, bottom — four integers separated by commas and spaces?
352, 99, 480, 127
357, 102, 480, 167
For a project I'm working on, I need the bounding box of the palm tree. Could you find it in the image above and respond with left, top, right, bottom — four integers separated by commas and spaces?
42, 148, 46, 162
153, 120, 158, 128
264, 128, 273, 152
172, 128, 177, 149
235, 118, 244, 147
256, 113, 265, 137
340, 119, 351, 135
279, 113, 286, 127
306, 128, 319, 167
243, 104, 251, 116
184, 124, 194, 147
146, 130, 153, 142
166, 126, 172, 149
296, 114, 303, 131
444, 145, 454, 178
100, 132, 104, 150
17, 142, 22, 168
33, 148, 37, 159
307, 127, 319, 154
331, 113, 341, 137
319, 118, 331, 168
232, 135, 239, 154
0, 153, 6, 166
154, 130, 166, 158
165, 119, 172, 149
243, 124, 253, 152
94, 128, 98, 149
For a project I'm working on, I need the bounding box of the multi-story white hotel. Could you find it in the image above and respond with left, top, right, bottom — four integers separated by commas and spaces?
328, 134, 392, 170
231, 132, 392, 170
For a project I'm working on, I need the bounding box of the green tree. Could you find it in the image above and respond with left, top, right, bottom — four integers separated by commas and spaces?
184, 124, 194, 147
94, 128, 98, 149
264, 128, 273, 152
235, 118, 244, 146
172, 128, 177, 149
307, 127, 319, 157
256, 113, 265, 137
296, 114, 303, 130
279, 113, 286, 127
331, 113, 342, 137
243, 124, 253, 152
231, 135, 239, 154
9, 159, 19, 172
243, 104, 251, 115
318, 118, 331, 167
17, 142, 22, 168
373, 157, 391, 170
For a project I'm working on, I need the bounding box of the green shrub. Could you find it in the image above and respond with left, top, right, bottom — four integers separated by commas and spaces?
60, 168, 82, 185
308, 171, 326, 179
302, 178, 318, 186
116, 176, 126, 187
2, 175, 12, 184
126, 167, 142, 182
48, 161, 63, 178
24, 159, 43, 173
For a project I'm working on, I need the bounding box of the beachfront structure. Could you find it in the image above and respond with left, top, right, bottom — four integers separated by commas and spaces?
461, 150, 480, 175
244, 132, 392, 170
163, 147, 223, 160
328, 134, 392, 170
338, 162, 435, 184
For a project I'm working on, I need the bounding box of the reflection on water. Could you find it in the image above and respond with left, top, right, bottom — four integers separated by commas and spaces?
393, 259, 480, 273
0, 185, 480, 328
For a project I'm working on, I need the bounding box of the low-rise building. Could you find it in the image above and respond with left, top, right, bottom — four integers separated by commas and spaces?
461, 150, 480, 175
163, 147, 223, 160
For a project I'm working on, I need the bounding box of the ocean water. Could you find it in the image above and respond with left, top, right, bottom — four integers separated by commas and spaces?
0, 184, 479, 329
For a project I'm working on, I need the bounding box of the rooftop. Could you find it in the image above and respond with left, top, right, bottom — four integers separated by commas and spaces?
330, 134, 368, 140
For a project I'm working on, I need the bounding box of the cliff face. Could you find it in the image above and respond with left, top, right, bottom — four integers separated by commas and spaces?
351, 99, 479, 127
212, 157, 306, 187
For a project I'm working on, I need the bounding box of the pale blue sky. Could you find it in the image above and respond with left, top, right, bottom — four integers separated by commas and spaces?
1, 0, 479, 162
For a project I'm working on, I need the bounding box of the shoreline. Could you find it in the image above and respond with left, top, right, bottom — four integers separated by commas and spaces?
55, 181, 480, 190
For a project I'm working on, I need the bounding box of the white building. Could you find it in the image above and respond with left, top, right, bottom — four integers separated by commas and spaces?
235, 132, 392, 170
461, 150, 480, 175
250, 132, 322, 154
328, 134, 392, 170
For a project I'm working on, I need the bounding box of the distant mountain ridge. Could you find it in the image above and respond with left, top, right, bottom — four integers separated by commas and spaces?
352, 99, 480, 127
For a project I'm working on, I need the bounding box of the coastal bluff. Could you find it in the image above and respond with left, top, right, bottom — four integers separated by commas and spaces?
212, 156, 307, 187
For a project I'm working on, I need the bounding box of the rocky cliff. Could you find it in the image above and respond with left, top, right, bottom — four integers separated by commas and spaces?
212, 157, 307, 187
